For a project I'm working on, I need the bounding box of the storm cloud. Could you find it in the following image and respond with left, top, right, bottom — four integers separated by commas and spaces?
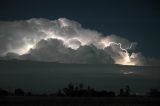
0, 18, 154, 65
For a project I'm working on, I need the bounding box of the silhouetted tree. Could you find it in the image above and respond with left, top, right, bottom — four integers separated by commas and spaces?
14, 88, 25, 96
148, 88, 160, 97
62, 83, 115, 97
87, 86, 95, 96
119, 88, 124, 96
68, 83, 74, 91
58, 89, 62, 96
79, 83, 83, 90
107, 91, 115, 97
63, 83, 75, 96
118, 85, 131, 97
0, 88, 10, 96
124, 85, 131, 96
26, 92, 32, 96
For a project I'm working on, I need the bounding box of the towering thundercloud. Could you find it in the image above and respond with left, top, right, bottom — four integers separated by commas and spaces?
0, 18, 145, 65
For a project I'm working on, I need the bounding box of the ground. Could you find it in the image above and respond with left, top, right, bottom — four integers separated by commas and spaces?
0, 96, 160, 106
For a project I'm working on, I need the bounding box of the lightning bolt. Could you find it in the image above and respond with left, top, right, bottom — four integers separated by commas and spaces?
101, 41, 135, 65
107, 42, 130, 53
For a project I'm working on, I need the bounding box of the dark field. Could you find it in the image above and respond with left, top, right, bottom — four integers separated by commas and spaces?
1, 60, 160, 106
0, 96, 160, 106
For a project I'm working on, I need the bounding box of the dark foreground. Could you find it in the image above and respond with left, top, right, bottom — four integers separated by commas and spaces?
0, 96, 160, 106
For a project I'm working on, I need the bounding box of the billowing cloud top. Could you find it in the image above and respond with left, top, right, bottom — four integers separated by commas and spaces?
0, 18, 152, 65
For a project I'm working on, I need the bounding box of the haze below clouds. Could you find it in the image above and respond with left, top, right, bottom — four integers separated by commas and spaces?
0, 60, 160, 94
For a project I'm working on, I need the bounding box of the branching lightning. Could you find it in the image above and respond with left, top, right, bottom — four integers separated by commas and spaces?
104, 42, 129, 53
0, 18, 142, 66
101, 41, 135, 65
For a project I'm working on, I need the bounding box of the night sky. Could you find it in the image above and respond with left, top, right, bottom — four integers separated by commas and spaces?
0, 0, 160, 58
0, 0, 160, 94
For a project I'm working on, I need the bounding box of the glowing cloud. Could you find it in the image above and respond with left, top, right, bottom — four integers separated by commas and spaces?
100, 41, 136, 65
0, 18, 145, 65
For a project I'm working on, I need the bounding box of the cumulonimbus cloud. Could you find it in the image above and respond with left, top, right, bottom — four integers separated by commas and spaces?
0, 18, 157, 66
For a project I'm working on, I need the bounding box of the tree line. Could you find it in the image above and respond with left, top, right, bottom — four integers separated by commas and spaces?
0, 83, 160, 97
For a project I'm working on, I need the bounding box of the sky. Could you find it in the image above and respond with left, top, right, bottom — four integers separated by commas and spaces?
0, 0, 160, 65
0, 0, 160, 93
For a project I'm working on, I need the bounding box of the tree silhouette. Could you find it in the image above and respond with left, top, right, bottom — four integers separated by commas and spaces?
0, 88, 10, 96
14, 88, 25, 96
79, 83, 83, 90
119, 88, 124, 96
58, 89, 62, 96
149, 88, 160, 97
62, 83, 115, 97
119, 85, 131, 97
26, 92, 33, 96
124, 85, 131, 96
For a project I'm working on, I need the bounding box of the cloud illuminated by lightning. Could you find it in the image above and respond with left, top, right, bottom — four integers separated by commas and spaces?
100, 41, 136, 65
0, 18, 143, 66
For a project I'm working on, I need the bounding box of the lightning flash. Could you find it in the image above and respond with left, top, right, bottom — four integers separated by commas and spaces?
0, 18, 142, 66
100, 40, 136, 65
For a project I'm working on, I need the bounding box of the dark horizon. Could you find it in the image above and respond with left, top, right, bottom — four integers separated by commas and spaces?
0, 59, 160, 94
